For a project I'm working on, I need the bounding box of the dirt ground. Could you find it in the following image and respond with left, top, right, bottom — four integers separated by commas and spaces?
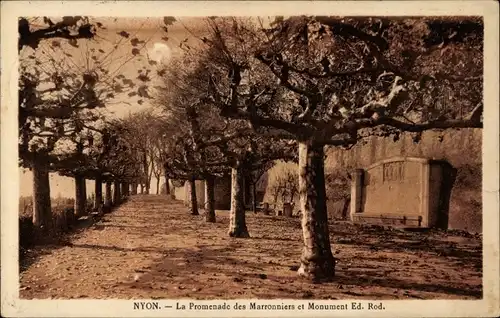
20, 195, 482, 300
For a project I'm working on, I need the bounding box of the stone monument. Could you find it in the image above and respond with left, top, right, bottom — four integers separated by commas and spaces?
350, 157, 451, 228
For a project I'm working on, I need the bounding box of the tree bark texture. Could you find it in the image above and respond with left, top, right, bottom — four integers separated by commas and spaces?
94, 177, 103, 212
131, 183, 137, 195
120, 183, 128, 197
297, 140, 336, 281
32, 159, 52, 230
125, 182, 131, 196
105, 182, 112, 207
156, 178, 160, 195
251, 181, 257, 214
140, 183, 144, 194
164, 176, 170, 195
204, 176, 216, 222
74, 175, 87, 217
113, 181, 121, 205
228, 165, 249, 238
188, 178, 199, 215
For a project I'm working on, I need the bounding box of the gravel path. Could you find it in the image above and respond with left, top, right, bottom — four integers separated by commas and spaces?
20, 195, 482, 299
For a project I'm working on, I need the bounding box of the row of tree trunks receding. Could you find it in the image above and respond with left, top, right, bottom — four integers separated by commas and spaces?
184, 171, 246, 231
187, 142, 336, 281
126, 179, 176, 196
30, 161, 131, 232
77, 178, 129, 215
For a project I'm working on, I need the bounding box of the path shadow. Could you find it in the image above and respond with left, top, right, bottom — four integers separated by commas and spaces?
125, 240, 482, 299
333, 269, 482, 298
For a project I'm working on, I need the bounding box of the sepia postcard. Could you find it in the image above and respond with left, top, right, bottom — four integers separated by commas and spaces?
1, 1, 499, 317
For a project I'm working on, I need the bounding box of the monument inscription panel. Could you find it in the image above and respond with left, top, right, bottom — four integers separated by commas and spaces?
382, 161, 404, 183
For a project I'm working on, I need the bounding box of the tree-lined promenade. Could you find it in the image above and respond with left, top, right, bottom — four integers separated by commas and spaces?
19, 195, 482, 300
19, 16, 482, 282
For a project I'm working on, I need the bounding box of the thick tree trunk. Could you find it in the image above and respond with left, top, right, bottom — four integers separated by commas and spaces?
228, 164, 249, 238
94, 177, 103, 212
105, 181, 112, 207
251, 181, 257, 214
113, 181, 121, 205
32, 159, 52, 230
188, 178, 199, 215
131, 183, 137, 195
164, 176, 170, 195
204, 176, 216, 222
140, 183, 144, 194
74, 175, 87, 217
156, 177, 160, 195
297, 141, 335, 281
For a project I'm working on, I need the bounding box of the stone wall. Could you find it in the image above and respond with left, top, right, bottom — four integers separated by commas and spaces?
261, 129, 482, 233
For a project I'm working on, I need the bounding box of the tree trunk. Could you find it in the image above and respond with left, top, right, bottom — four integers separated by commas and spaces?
140, 183, 144, 194
188, 178, 199, 215
120, 183, 127, 198
164, 176, 170, 195
131, 183, 137, 195
297, 140, 335, 281
32, 159, 52, 230
204, 176, 216, 222
251, 181, 257, 214
105, 182, 112, 207
124, 182, 130, 196
113, 181, 121, 205
74, 175, 87, 218
94, 177, 103, 212
156, 177, 160, 195
228, 164, 249, 238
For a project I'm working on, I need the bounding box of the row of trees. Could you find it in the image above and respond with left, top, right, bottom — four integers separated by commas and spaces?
150, 16, 483, 281
18, 17, 176, 231
19, 16, 483, 282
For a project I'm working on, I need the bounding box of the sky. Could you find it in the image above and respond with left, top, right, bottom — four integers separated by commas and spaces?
19, 17, 211, 199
